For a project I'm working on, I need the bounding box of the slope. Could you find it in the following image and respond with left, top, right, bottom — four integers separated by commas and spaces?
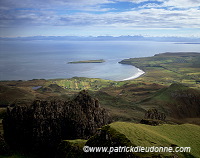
138, 83, 200, 122
110, 122, 200, 157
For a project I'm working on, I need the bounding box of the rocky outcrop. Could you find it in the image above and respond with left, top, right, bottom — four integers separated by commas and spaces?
140, 119, 161, 126
140, 109, 166, 126
3, 90, 111, 157
144, 108, 166, 121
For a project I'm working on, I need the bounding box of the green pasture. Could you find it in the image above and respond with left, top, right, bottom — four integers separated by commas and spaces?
110, 122, 200, 157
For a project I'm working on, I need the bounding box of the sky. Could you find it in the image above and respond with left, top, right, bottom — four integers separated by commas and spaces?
0, 0, 200, 37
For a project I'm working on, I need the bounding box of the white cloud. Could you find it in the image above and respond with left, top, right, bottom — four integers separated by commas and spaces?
0, 0, 200, 37
116, 0, 148, 3
115, 0, 163, 3
162, 0, 200, 8
49, 8, 200, 29
0, 0, 113, 10
1, 5, 200, 29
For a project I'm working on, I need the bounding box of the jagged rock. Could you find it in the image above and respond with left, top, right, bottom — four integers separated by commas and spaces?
141, 109, 166, 126
140, 119, 161, 126
3, 90, 111, 157
144, 108, 166, 121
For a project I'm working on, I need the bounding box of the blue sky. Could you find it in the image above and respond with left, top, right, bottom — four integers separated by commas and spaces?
0, 0, 200, 37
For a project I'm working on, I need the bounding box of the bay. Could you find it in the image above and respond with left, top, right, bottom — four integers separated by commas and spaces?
0, 40, 200, 81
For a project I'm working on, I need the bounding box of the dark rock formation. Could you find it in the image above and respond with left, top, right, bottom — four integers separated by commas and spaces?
140, 119, 161, 126
0, 132, 10, 155
140, 109, 166, 126
3, 90, 111, 157
144, 108, 166, 121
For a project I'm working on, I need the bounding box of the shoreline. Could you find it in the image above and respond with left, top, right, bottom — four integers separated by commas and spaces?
0, 69, 145, 82
122, 68, 145, 81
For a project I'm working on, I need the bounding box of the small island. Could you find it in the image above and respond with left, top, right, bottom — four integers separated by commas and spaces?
68, 59, 105, 64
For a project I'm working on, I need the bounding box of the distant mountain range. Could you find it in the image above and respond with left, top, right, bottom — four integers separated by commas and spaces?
1, 35, 200, 42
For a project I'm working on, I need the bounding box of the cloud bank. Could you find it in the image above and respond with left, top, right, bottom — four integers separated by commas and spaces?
0, 0, 199, 37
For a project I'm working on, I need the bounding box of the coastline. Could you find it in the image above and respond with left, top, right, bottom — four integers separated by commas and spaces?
122, 68, 145, 81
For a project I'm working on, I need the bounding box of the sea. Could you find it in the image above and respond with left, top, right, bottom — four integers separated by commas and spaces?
0, 40, 200, 81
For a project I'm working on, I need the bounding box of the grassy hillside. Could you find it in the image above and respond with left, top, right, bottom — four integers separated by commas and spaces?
137, 83, 200, 123
1, 78, 199, 124
57, 122, 200, 158
56, 139, 87, 158
0, 85, 35, 106
1, 122, 199, 158
110, 122, 200, 157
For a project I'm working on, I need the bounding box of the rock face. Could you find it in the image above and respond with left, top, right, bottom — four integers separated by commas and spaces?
140, 109, 166, 126
3, 90, 111, 156
144, 108, 166, 121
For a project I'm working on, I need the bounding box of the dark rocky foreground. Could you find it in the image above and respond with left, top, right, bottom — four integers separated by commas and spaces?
0, 132, 9, 155
3, 90, 111, 157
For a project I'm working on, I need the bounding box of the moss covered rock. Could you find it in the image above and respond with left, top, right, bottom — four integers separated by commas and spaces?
56, 139, 87, 158
85, 125, 135, 158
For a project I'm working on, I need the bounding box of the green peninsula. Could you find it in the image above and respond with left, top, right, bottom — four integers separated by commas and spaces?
119, 52, 200, 88
68, 59, 105, 64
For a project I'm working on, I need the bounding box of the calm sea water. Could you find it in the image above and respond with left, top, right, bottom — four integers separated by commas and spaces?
0, 40, 200, 81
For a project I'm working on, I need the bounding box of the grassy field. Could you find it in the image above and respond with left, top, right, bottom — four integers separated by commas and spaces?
120, 52, 200, 88
49, 77, 127, 91
110, 122, 200, 157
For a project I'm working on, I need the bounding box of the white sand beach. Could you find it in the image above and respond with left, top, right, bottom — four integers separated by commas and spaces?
122, 68, 145, 81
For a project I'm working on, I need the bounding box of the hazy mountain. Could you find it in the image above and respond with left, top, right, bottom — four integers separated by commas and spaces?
1, 35, 200, 42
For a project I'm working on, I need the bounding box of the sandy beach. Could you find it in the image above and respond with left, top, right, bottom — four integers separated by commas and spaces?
122, 68, 145, 81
